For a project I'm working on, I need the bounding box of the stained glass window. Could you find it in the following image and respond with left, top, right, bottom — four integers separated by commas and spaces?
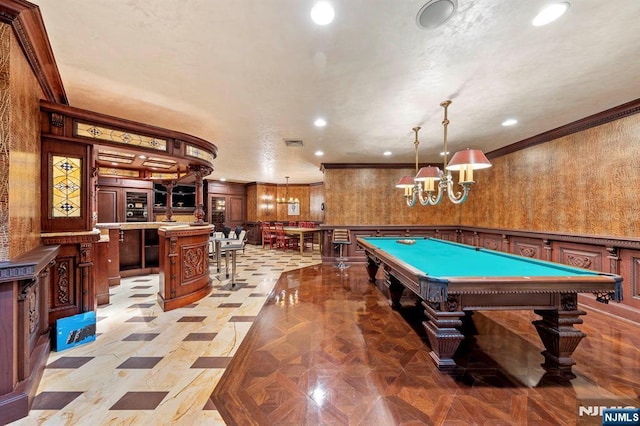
52, 155, 82, 217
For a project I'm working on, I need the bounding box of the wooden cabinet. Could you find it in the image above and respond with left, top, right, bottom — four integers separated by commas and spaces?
210, 197, 226, 229
0, 246, 59, 425
95, 238, 110, 305
119, 227, 160, 277
207, 181, 246, 231
97, 178, 152, 223
125, 191, 150, 222
158, 225, 214, 311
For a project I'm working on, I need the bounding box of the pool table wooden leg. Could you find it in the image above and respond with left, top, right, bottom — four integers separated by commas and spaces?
421, 301, 465, 370
365, 256, 379, 283
385, 272, 404, 310
533, 304, 586, 378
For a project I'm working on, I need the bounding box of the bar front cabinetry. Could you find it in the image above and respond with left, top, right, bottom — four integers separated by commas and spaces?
119, 227, 160, 277
158, 225, 214, 311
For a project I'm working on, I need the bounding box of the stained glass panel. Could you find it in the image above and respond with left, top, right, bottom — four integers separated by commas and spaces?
52, 155, 82, 218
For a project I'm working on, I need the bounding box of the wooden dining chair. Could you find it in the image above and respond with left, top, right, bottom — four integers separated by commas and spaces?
261, 222, 276, 249
274, 222, 297, 252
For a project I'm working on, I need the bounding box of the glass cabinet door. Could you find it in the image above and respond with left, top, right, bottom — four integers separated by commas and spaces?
210, 197, 226, 230
126, 192, 148, 222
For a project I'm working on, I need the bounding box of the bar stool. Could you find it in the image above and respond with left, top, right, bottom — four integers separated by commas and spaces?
332, 229, 351, 270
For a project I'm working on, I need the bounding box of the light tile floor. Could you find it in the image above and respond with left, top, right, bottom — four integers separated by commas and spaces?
12, 244, 321, 425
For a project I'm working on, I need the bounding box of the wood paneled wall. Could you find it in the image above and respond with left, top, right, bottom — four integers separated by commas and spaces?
323, 167, 461, 226
247, 182, 323, 223
462, 114, 640, 237
323, 112, 640, 238
309, 183, 325, 223
1, 23, 44, 261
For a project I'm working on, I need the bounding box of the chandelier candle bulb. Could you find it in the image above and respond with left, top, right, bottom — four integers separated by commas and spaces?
426, 178, 435, 192
459, 164, 473, 183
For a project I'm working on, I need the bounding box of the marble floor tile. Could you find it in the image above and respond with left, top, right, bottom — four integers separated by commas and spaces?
31, 391, 83, 410
46, 356, 94, 369
13, 244, 321, 425
109, 391, 169, 410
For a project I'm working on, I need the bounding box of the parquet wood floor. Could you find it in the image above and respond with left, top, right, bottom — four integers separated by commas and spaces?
210, 265, 640, 425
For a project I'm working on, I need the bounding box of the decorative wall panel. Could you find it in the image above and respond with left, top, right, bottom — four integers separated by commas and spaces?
323, 167, 461, 226
322, 113, 640, 238
557, 247, 602, 271
5, 24, 44, 260
75, 122, 167, 151
512, 240, 543, 259
51, 155, 82, 217
631, 256, 640, 299
181, 244, 207, 282
185, 144, 215, 164
482, 235, 502, 251
309, 184, 325, 223
462, 115, 640, 237
0, 23, 9, 261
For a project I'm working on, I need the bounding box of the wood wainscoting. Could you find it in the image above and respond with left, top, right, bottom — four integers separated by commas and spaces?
318, 225, 640, 323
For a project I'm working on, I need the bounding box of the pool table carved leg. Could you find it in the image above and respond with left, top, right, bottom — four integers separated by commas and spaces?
533, 305, 586, 378
365, 256, 379, 283
421, 302, 465, 370
385, 272, 404, 310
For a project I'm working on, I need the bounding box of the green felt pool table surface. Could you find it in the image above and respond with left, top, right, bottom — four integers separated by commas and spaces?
359, 236, 601, 278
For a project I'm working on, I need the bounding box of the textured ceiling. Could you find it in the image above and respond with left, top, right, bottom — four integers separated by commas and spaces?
35, 0, 640, 184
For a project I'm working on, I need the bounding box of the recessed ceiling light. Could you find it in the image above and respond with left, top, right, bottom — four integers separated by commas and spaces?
532, 2, 569, 27
111, 162, 118, 166
314, 118, 327, 127
383, 151, 392, 156
311, 2, 334, 25
502, 118, 518, 126
138, 155, 147, 159
416, 0, 458, 30
315, 150, 324, 156
220, 177, 226, 181
440, 151, 450, 156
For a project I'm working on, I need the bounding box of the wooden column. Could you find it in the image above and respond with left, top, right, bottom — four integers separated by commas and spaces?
189, 165, 213, 225
163, 181, 176, 222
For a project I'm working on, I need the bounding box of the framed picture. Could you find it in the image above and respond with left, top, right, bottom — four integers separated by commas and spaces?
288, 203, 300, 216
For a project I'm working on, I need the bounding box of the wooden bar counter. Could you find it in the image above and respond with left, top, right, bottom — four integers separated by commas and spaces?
157, 224, 214, 311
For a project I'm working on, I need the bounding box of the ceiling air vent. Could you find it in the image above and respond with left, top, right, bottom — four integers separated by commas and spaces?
284, 139, 304, 147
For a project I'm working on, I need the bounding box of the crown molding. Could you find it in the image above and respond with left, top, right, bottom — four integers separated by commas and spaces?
0, 0, 67, 104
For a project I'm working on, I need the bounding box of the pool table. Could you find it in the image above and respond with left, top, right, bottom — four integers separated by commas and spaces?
358, 236, 623, 376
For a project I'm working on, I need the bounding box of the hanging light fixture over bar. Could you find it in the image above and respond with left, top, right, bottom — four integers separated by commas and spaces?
396, 100, 491, 206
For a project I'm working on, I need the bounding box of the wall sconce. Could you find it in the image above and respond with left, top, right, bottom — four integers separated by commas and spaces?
261, 194, 274, 215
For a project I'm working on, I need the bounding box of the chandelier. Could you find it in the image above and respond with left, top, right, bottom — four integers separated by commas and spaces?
396, 100, 491, 205
277, 176, 300, 204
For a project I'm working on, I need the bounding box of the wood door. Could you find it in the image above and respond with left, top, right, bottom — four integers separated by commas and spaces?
98, 188, 119, 223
